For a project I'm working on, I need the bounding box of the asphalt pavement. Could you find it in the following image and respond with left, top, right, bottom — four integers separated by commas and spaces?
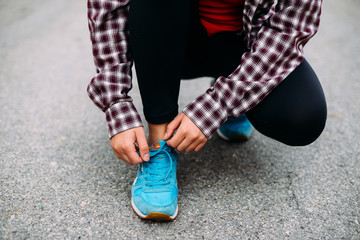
0, 0, 359, 239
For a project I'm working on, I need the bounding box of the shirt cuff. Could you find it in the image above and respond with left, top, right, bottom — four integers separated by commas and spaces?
182, 93, 228, 139
105, 101, 143, 139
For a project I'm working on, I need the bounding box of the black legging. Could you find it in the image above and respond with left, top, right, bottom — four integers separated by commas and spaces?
129, 0, 327, 146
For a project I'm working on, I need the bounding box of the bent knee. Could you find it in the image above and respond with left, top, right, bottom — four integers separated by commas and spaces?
249, 104, 327, 146
278, 108, 327, 146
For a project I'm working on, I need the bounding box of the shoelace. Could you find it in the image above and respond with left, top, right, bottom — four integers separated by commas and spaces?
141, 148, 173, 188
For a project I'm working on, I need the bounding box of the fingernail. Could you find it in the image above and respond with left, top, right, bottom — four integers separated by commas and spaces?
164, 132, 168, 139
143, 153, 149, 161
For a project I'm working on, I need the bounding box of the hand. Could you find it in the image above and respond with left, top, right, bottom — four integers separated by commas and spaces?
110, 127, 149, 165
164, 112, 207, 152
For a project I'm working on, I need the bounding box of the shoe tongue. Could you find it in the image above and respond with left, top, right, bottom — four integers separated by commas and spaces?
150, 141, 169, 151
150, 142, 161, 150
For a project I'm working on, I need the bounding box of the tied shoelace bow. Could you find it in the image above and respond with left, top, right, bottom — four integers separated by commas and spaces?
141, 146, 173, 188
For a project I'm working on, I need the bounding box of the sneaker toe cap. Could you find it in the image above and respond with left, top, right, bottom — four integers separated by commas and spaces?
132, 190, 178, 216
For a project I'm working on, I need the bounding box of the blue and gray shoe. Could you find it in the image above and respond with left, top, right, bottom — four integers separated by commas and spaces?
131, 140, 178, 221
217, 114, 254, 141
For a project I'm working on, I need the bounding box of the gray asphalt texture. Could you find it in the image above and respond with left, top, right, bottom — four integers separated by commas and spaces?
1, 0, 359, 239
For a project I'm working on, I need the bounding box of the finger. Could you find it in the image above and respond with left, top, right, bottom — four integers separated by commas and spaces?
194, 141, 206, 152
185, 140, 201, 152
123, 142, 142, 165
164, 113, 183, 140
113, 145, 130, 163
114, 149, 130, 163
135, 129, 149, 161
176, 137, 193, 152
120, 155, 132, 165
112, 148, 121, 159
114, 149, 131, 164
127, 150, 143, 165
166, 129, 186, 148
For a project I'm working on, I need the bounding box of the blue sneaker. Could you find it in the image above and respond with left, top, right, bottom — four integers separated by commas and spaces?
131, 141, 178, 221
217, 114, 254, 141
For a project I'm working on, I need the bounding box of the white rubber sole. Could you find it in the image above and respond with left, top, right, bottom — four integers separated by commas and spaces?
131, 198, 178, 221
217, 129, 231, 141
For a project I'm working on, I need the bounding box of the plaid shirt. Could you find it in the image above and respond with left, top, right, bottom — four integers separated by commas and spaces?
87, 0, 322, 139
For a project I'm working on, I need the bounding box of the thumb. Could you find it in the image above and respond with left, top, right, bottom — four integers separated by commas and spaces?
135, 128, 150, 161
164, 113, 184, 140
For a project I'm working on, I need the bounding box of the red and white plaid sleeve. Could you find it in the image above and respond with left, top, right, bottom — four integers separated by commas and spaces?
183, 0, 323, 139
87, 0, 143, 139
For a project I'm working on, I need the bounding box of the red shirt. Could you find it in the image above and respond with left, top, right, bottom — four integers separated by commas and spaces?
198, 0, 245, 36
